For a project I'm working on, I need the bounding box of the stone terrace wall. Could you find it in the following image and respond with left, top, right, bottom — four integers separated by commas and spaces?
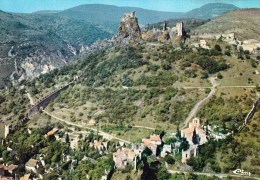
28, 82, 73, 117
238, 98, 260, 133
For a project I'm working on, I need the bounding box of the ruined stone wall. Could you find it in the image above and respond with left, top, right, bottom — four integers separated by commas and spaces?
176, 22, 184, 37
238, 98, 260, 132
28, 82, 73, 117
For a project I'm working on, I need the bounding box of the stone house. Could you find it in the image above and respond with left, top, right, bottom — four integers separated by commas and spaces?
20, 173, 32, 180
113, 148, 138, 169
160, 144, 172, 158
200, 39, 210, 49
25, 159, 40, 173
142, 134, 162, 156
87, 119, 96, 126
181, 118, 207, 163
0, 164, 18, 179
90, 140, 108, 151
45, 128, 59, 137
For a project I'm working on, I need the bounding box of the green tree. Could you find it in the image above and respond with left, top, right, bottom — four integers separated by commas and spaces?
65, 134, 70, 143
165, 155, 175, 165
214, 44, 222, 52
156, 166, 170, 180
192, 129, 199, 144
180, 138, 189, 151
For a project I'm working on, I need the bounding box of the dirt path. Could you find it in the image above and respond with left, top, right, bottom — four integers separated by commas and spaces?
133, 125, 155, 130
181, 77, 218, 129
42, 110, 131, 144
26, 92, 34, 105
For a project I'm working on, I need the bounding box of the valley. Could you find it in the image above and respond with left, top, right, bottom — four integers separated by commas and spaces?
0, 2, 260, 180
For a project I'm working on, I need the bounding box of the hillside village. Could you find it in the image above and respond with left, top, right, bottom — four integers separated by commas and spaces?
0, 116, 227, 180
0, 7, 260, 180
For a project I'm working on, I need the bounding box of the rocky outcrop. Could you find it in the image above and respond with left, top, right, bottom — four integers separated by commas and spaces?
118, 12, 142, 40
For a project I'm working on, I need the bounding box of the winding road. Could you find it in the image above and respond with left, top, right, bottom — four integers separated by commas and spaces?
182, 77, 219, 129
42, 110, 131, 144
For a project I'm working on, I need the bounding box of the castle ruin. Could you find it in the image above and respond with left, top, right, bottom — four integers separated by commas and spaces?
118, 11, 142, 40
176, 22, 185, 37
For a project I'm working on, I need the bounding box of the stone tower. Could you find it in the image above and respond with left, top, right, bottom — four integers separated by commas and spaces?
4, 124, 11, 138
163, 21, 167, 31
176, 22, 185, 37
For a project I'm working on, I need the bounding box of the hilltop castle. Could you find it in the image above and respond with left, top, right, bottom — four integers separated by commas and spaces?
118, 11, 142, 40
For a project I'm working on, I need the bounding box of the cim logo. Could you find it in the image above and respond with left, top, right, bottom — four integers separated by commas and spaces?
233, 169, 251, 176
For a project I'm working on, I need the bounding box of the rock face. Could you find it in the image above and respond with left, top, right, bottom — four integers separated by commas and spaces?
118, 12, 142, 40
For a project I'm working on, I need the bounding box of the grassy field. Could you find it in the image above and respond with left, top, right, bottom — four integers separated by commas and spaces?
194, 9, 260, 41
218, 56, 260, 86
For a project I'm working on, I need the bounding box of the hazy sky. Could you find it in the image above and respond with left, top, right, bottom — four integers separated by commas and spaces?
1, 0, 260, 13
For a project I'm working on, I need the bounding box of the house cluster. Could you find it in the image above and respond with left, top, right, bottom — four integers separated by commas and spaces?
0, 117, 209, 178
112, 118, 208, 170
113, 148, 139, 170
112, 134, 163, 170
192, 32, 260, 54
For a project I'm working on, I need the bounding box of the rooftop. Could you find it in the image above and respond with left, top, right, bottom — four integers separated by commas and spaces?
25, 159, 38, 168
46, 128, 59, 136
0, 164, 18, 171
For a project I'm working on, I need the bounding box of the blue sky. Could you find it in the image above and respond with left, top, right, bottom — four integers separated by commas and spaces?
0, 0, 260, 13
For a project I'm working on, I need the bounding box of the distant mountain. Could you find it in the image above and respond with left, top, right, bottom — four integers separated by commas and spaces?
184, 3, 238, 19
57, 3, 238, 33
0, 3, 240, 87
0, 11, 112, 87
58, 4, 184, 33
32, 10, 61, 14
193, 9, 260, 41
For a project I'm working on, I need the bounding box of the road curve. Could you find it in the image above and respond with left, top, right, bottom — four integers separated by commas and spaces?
42, 110, 131, 144
168, 170, 260, 180
182, 77, 218, 129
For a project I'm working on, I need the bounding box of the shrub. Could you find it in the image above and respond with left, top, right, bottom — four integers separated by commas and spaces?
214, 44, 222, 52
165, 155, 175, 165
217, 73, 223, 79
224, 50, 231, 56
244, 50, 250, 54
251, 60, 258, 68
237, 54, 244, 60
194, 56, 229, 74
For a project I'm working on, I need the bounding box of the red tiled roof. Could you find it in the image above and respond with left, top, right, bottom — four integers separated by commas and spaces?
0, 164, 18, 171
46, 128, 59, 136
25, 159, 38, 167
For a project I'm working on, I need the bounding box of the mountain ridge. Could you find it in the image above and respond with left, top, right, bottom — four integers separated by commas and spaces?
0, 3, 240, 88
